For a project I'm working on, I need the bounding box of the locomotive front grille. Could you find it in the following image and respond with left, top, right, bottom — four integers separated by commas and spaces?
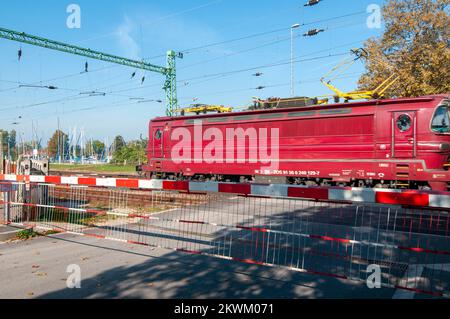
395, 164, 410, 179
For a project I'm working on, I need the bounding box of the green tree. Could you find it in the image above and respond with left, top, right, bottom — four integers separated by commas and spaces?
9, 130, 17, 160
0, 130, 8, 159
92, 140, 105, 157
113, 139, 147, 165
358, 0, 450, 97
47, 130, 69, 159
86, 140, 105, 158
113, 135, 126, 152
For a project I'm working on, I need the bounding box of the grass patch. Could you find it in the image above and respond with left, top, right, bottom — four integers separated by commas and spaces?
16, 229, 38, 240
50, 164, 138, 174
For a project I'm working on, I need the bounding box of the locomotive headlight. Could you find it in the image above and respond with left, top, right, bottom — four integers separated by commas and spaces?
439, 143, 450, 151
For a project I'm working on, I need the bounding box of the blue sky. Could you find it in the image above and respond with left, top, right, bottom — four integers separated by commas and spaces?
0, 0, 385, 144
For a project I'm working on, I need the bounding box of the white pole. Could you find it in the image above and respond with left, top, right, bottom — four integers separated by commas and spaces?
0, 131, 4, 174
57, 117, 61, 164
290, 23, 300, 97
21, 132, 25, 157
73, 126, 77, 160
81, 128, 84, 165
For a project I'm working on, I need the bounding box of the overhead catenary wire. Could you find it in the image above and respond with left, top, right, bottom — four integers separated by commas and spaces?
180, 10, 367, 54
8, 70, 365, 123
0, 9, 370, 111
139, 52, 350, 94
177, 19, 367, 72
16, 72, 360, 123
0, 82, 155, 113
0, 64, 169, 111
106, 39, 367, 96
1, 97, 149, 122
9, 68, 364, 123
0, 61, 126, 94
2, 8, 367, 95
0, 41, 366, 114
0, 6, 372, 125
177, 72, 363, 104
35, 49, 346, 107
0, 2, 225, 94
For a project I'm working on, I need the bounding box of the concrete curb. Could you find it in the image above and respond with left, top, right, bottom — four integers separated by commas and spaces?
0, 225, 33, 242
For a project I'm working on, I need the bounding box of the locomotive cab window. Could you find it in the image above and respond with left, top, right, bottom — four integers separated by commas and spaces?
431, 104, 450, 133
154, 129, 162, 140
396, 114, 412, 132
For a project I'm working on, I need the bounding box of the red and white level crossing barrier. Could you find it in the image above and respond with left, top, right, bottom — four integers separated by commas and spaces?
2, 198, 449, 257
0, 173, 449, 209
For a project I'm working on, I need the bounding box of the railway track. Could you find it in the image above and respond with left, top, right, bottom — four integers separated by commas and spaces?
50, 170, 139, 179
51, 185, 209, 207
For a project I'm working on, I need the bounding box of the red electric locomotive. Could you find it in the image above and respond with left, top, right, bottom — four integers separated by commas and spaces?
141, 95, 450, 190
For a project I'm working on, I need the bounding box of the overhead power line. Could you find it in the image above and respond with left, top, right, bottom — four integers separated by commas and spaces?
1, 39, 365, 113
0, 8, 370, 115
179, 10, 367, 54
177, 71, 363, 103
107, 38, 367, 96
0, 10, 368, 103
168, 52, 349, 84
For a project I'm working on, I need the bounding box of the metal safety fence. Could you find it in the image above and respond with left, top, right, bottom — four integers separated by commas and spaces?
1, 177, 450, 298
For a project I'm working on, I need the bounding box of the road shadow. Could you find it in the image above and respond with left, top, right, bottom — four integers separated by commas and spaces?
34, 197, 449, 299
35, 234, 393, 299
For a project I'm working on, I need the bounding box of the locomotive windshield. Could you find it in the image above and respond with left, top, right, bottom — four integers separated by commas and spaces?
431, 103, 450, 133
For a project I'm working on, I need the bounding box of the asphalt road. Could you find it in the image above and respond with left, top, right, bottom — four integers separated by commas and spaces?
0, 232, 398, 299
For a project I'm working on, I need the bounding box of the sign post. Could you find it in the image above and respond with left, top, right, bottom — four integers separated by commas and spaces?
4, 191, 10, 223
0, 130, 3, 174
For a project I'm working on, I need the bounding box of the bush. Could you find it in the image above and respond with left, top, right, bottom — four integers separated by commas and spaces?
113, 139, 147, 165
16, 229, 38, 240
